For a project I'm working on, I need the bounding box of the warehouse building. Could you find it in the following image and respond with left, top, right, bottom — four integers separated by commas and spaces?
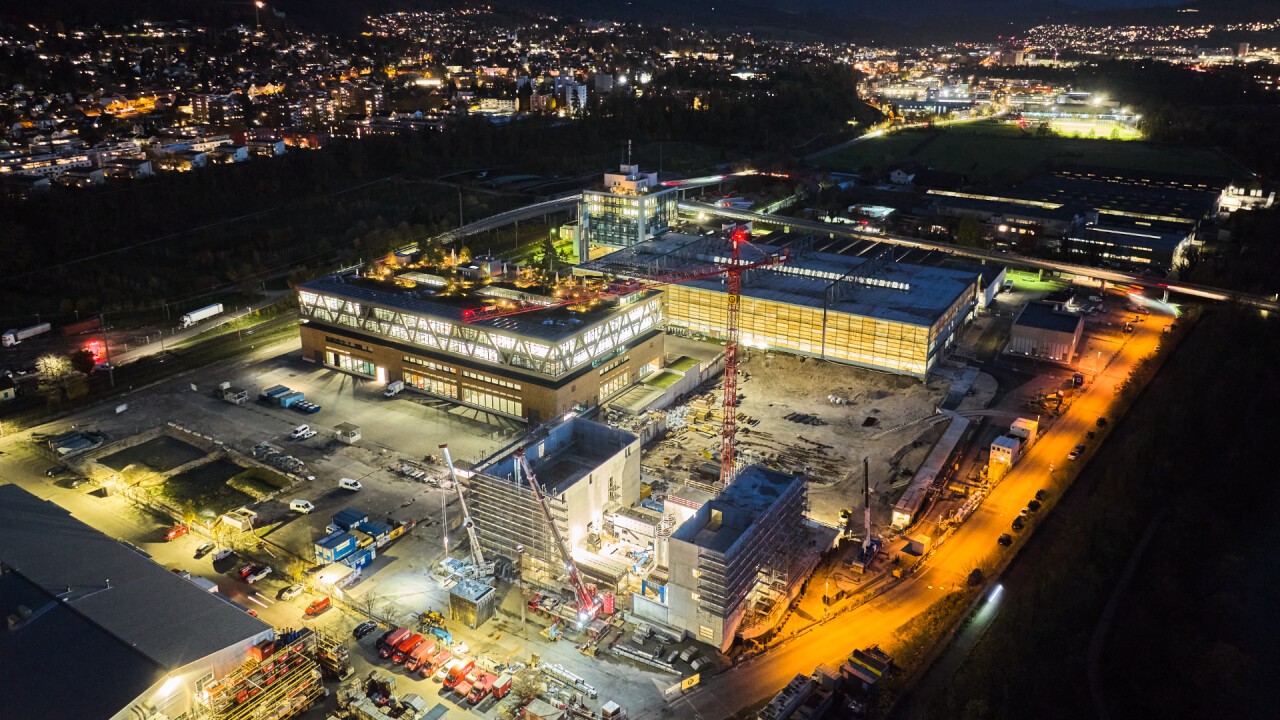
0, 484, 275, 720
1064, 220, 1195, 271
584, 233, 980, 378
297, 271, 665, 422
1006, 301, 1084, 364
462, 417, 642, 587
631, 467, 807, 652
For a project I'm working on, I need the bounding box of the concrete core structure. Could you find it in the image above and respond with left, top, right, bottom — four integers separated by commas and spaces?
463, 417, 641, 588
634, 467, 807, 652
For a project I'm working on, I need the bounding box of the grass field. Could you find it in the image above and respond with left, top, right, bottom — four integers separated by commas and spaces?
819, 119, 1248, 182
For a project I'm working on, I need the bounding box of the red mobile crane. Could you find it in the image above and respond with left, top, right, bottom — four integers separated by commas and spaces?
516, 449, 601, 625
465, 225, 789, 485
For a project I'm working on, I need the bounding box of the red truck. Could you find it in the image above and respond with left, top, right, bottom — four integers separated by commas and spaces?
443, 657, 474, 689
404, 640, 437, 673
468, 672, 498, 704
423, 650, 451, 679
378, 627, 410, 659
392, 633, 425, 664
454, 668, 479, 699
491, 674, 512, 700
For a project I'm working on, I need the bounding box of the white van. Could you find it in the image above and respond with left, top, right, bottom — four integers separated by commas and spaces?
289, 499, 315, 514
339, 477, 362, 492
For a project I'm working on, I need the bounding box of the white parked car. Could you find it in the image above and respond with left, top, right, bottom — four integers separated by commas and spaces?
290, 425, 315, 440
339, 477, 362, 492
246, 565, 272, 583
281, 584, 304, 600
290, 499, 315, 514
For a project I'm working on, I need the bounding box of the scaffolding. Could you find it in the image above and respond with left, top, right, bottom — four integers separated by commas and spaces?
197, 629, 339, 720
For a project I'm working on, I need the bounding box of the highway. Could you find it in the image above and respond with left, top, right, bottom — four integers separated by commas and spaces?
681, 201, 1280, 312
644, 309, 1173, 720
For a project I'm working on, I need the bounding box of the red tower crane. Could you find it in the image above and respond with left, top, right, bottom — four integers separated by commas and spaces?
516, 449, 601, 624
463, 225, 789, 486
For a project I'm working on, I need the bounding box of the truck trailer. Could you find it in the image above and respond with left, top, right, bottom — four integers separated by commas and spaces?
2, 322, 52, 346
179, 303, 224, 328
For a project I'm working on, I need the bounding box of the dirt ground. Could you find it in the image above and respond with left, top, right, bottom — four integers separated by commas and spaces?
641, 351, 976, 533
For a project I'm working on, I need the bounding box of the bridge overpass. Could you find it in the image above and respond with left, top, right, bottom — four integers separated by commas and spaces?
678, 200, 1280, 312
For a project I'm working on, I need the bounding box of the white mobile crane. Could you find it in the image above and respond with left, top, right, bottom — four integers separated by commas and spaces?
516, 449, 602, 625
440, 444, 495, 580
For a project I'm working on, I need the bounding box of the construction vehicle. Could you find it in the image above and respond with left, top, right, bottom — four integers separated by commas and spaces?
541, 620, 562, 642
419, 610, 447, 631
467, 225, 789, 485
439, 444, 495, 579
518, 450, 602, 625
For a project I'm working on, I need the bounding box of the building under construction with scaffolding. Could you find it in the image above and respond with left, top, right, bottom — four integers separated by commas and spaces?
461, 416, 642, 589
581, 231, 982, 379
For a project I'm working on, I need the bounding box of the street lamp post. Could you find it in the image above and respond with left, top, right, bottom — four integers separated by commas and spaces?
255, 1, 265, 30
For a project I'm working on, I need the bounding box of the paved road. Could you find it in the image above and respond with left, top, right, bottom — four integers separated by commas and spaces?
110, 290, 290, 366
648, 311, 1172, 719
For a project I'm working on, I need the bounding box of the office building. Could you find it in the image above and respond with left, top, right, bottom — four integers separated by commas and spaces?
578, 164, 680, 261
296, 270, 664, 422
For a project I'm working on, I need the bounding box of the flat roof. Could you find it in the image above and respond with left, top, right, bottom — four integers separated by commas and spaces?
476, 417, 637, 496
671, 466, 803, 554
0, 569, 164, 720
1014, 302, 1083, 335
0, 484, 270, 671
299, 273, 657, 343
590, 234, 978, 327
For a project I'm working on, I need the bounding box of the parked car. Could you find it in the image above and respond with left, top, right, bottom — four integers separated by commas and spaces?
289, 499, 315, 514
45, 466, 69, 477
1012, 516, 1026, 531
212, 548, 234, 562
305, 597, 331, 615
1096, 417, 1108, 427
997, 533, 1013, 546
289, 424, 313, 440
164, 524, 189, 541
238, 563, 258, 579
1035, 489, 1048, 502
246, 565, 272, 583
195, 542, 216, 559
1027, 499, 1042, 513
280, 584, 304, 600
1067, 444, 1085, 461
66, 476, 88, 488
354, 621, 379, 639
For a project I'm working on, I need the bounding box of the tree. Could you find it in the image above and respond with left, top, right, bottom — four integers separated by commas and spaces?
956, 217, 984, 248
69, 349, 96, 375
36, 354, 72, 382
511, 667, 544, 703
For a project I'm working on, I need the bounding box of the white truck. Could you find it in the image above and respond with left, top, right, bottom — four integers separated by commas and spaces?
384, 380, 405, 397
179, 303, 224, 329
2, 322, 52, 346
190, 576, 220, 593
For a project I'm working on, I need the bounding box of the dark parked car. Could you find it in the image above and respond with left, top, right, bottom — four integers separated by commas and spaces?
1035, 489, 1048, 501
1012, 516, 1026, 531
1096, 417, 1108, 427
354, 621, 379, 639
997, 533, 1013, 546
45, 466, 68, 477
194, 542, 215, 559
1027, 500, 1042, 513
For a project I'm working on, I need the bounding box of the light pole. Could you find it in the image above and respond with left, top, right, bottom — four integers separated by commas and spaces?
255, 1, 265, 30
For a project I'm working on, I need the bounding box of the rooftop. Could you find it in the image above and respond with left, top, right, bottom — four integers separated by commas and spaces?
299, 272, 656, 342
1014, 302, 1083, 335
476, 416, 637, 496
671, 466, 804, 554
588, 233, 979, 327
0, 484, 270, 671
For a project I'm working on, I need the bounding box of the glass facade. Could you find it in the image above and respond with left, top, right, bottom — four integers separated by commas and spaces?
325, 350, 375, 377
462, 386, 522, 416
581, 189, 678, 248
664, 285, 966, 378
403, 369, 457, 399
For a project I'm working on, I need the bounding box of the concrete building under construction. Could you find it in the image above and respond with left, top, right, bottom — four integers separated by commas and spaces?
462, 416, 642, 588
